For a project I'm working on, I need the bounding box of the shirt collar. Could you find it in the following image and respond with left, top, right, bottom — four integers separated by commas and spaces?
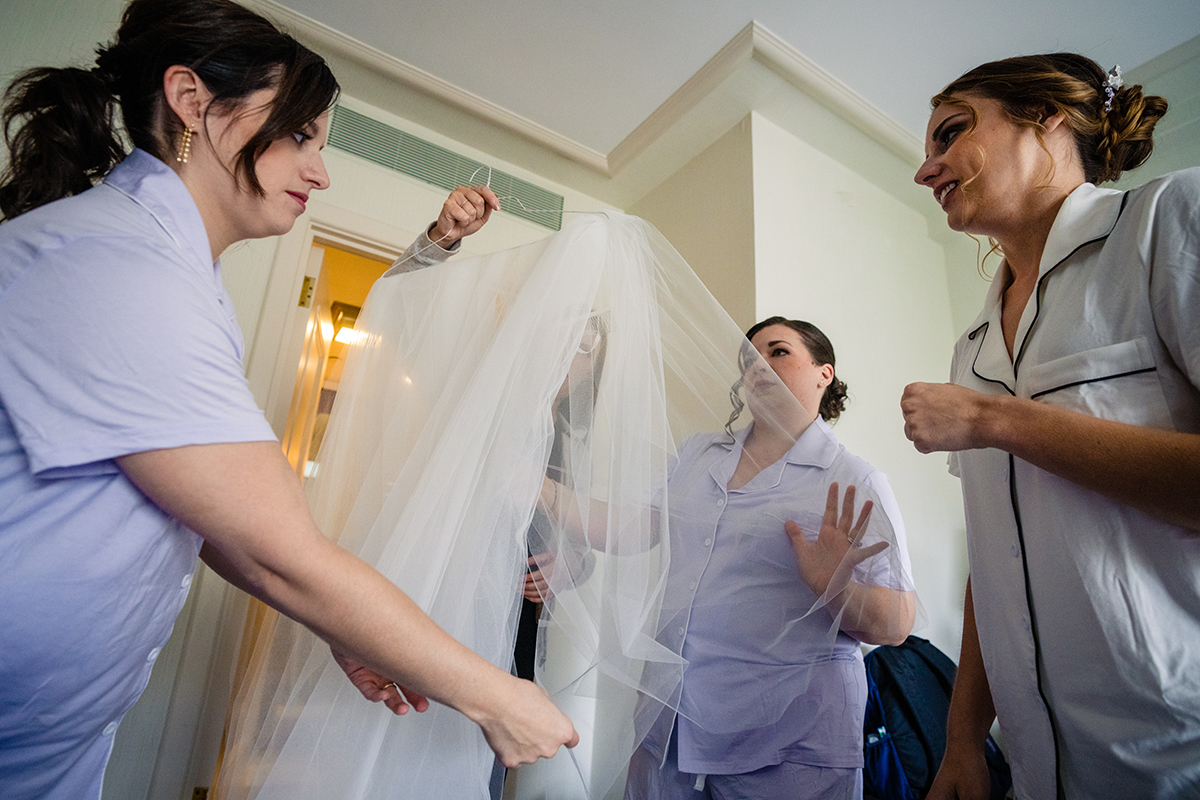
960, 181, 1126, 391
966, 181, 1126, 336
713, 416, 840, 492
104, 149, 215, 274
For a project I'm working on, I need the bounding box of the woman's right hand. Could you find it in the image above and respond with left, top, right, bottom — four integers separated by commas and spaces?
476, 677, 579, 768
926, 746, 992, 800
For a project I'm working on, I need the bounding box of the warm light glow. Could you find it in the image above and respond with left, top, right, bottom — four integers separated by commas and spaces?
335, 326, 363, 345
321, 321, 335, 342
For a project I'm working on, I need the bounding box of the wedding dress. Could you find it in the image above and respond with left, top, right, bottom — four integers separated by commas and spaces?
215, 213, 916, 800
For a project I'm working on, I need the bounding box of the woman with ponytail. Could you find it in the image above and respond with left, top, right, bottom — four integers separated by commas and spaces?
0, 2, 575, 798
901, 53, 1200, 798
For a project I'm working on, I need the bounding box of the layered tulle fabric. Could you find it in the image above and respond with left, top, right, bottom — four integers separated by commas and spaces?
215, 213, 917, 800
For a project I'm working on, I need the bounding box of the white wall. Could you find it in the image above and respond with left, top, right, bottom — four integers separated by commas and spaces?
0, 0, 124, 89
1115, 33, 1200, 188
629, 116, 757, 331
749, 113, 969, 658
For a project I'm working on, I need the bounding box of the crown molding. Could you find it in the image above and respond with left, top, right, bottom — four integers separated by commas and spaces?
250, 3, 926, 200
246, 0, 611, 176
1126, 31, 1200, 83
610, 22, 924, 175
606, 22, 757, 174
749, 24, 925, 167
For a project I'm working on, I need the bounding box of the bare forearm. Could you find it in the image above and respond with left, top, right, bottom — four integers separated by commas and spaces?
833, 584, 915, 646
978, 395, 1200, 530
540, 478, 612, 552
122, 443, 511, 725
945, 579, 996, 751
258, 537, 511, 720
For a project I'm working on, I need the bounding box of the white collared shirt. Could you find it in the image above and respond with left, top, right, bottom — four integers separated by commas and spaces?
949, 169, 1200, 799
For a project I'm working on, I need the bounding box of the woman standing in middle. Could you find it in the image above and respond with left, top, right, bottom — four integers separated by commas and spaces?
626, 316, 917, 800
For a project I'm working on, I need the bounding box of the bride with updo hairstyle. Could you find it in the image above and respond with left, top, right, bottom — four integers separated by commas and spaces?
902, 53, 1200, 800
0, 2, 577, 798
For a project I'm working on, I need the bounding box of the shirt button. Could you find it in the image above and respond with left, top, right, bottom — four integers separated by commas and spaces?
181, 573, 193, 589
147, 648, 162, 663
103, 721, 120, 736
704, 537, 713, 547
677, 627, 685, 638
717, 498, 725, 507
1010, 543, 1020, 558
689, 581, 697, 590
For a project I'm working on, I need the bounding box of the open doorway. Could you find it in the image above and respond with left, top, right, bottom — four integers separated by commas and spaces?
279, 243, 393, 480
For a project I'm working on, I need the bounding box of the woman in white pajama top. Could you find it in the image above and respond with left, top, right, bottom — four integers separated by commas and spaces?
901, 53, 1200, 799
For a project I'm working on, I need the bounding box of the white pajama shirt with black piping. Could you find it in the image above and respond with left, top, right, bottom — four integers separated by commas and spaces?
948, 169, 1200, 800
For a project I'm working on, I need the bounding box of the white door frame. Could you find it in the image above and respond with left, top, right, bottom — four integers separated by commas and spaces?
146, 202, 419, 799
246, 200, 414, 433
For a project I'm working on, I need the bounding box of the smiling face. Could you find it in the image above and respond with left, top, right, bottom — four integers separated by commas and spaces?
188, 88, 331, 254
913, 94, 1059, 241
746, 324, 833, 424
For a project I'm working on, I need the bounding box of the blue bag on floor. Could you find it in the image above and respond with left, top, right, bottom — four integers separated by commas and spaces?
863, 636, 1012, 800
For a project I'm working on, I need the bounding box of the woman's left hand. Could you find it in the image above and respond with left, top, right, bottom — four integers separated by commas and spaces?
332, 649, 430, 716
523, 555, 555, 603
785, 482, 888, 598
430, 185, 500, 247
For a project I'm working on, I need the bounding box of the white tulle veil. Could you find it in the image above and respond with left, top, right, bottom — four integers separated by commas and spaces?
215, 213, 917, 800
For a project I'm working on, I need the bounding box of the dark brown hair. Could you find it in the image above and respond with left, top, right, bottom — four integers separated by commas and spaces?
726, 316, 849, 434
932, 53, 1167, 185
0, 0, 339, 220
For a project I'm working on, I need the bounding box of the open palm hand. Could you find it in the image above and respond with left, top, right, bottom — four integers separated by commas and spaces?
785, 482, 888, 599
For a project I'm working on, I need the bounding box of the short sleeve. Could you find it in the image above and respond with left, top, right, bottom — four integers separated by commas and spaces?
0, 235, 275, 476
852, 469, 914, 591
1147, 168, 1200, 393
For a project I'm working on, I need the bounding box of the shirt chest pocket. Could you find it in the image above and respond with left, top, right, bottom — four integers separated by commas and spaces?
1022, 337, 1173, 429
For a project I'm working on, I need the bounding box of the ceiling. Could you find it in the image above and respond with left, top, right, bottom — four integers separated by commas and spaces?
273, 0, 1200, 154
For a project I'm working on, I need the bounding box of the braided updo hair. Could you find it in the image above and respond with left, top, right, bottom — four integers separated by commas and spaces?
725, 316, 849, 435
931, 53, 1167, 185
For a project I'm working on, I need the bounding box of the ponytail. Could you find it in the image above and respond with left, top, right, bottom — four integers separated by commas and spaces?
0, 0, 339, 222
0, 67, 125, 220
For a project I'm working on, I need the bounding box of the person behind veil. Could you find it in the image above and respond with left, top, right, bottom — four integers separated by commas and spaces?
225, 212, 919, 800
520, 314, 607, 680
0, 2, 576, 797
624, 316, 917, 800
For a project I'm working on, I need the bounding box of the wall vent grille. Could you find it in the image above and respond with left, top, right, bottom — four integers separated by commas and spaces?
328, 105, 564, 231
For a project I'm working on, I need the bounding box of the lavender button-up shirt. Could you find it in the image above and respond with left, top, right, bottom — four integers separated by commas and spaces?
647, 418, 910, 775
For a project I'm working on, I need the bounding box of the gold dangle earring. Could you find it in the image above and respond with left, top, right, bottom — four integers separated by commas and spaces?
176, 125, 194, 164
